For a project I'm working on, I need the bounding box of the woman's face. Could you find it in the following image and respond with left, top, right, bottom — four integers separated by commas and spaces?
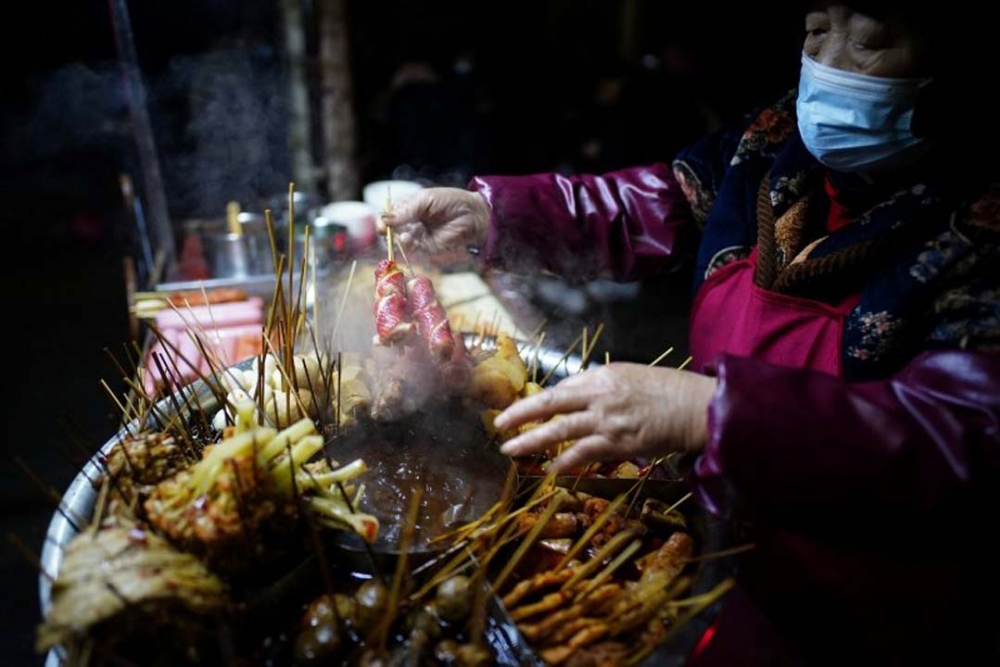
803, 5, 926, 78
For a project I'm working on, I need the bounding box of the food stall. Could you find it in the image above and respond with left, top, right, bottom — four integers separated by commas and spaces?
33, 3, 734, 666
38, 182, 734, 665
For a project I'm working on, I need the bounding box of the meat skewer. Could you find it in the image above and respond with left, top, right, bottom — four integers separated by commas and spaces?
373, 258, 414, 345
374, 190, 415, 346
408, 275, 455, 362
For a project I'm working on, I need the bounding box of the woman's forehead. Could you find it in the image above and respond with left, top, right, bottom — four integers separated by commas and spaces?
802, 2, 901, 19
802, 3, 927, 38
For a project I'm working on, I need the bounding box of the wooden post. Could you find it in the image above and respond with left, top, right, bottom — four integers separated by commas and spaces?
281, 0, 318, 195
318, 0, 359, 201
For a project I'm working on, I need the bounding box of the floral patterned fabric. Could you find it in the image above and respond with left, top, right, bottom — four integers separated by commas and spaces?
673, 91, 1000, 379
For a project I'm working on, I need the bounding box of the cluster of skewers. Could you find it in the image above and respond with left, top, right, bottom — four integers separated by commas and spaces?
35, 187, 385, 664
403, 471, 736, 667
30, 185, 735, 666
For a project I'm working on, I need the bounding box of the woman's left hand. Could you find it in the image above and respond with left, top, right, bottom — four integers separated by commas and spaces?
496, 363, 718, 473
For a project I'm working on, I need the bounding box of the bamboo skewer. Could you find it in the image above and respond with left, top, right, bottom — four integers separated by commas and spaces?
540, 331, 585, 386
310, 247, 319, 342
663, 492, 693, 516
573, 539, 642, 602
648, 346, 675, 367
262, 336, 311, 419
329, 260, 357, 350
14, 458, 85, 532
492, 494, 564, 593
384, 186, 395, 263
225, 200, 241, 237
555, 492, 629, 570
623, 579, 736, 666
681, 543, 756, 564
8, 534, 54, 583
374, 485, 422, 652
397, 241, 416, 277
581, 323, 604, 367
294, 224, 311, 341
413, 475, 559, 603
286, 183, 297, 380
625, 455, 667, 517
561, 529, 641, 591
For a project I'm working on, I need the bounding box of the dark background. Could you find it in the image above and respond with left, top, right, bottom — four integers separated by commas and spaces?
0, 2, 799, 663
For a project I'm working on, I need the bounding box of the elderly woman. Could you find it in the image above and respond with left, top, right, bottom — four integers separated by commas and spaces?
383, 3, 999, 663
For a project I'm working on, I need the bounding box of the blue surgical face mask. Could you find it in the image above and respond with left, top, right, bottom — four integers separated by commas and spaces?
796, 53, 933, 173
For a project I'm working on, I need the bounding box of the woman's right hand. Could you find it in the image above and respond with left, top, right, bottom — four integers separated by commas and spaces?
377, 187, 490, 263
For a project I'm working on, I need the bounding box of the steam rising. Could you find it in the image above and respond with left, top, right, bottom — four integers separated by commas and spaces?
6, 42, 290, 219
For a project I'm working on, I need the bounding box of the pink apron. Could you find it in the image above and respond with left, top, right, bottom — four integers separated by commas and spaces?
689, 247, 860, 377
684, 246, 862, 665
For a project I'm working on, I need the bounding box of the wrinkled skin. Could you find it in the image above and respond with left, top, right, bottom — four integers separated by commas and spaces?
804, 5, 927, 78
378, 188, 490, 263
495, 364, 716, 473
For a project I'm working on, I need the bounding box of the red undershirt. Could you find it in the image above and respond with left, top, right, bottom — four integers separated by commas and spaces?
824, 173, 854, 232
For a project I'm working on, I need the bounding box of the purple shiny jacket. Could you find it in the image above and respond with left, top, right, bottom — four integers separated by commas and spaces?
470, 164, 1000, 661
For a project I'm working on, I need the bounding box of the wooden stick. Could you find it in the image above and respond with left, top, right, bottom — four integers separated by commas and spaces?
304, 322, 330, 423
414, 485, 560, 603
310, 242, 319, 341
161, 298, 226, 372
648, 346, 675, 367
530, 332, 546, 384
664, 492, 693, 516
624, 456, 665, 517
677, 355, 693, 370
375, 484, 422, 651
294, 224, 311, 341
147, 352, 198, 456
288, 184, 296, 307
556, 492, 629, 570
147, 326, 230, 425
384, 185, 395, 263
329, 260, 357, 350
199, 285, 231, 367
561, 528, 641, 591
336, 351, 342, 437
266, 254, 287, 336
8, 534, 54, 583
262, 336, 311, 419
226, 200, 241, 236
99, 380, 136, 436
430, 489, 558, 547
287, 183, 297, 377
667, 579, 737, 611
540, 331, 586, 386
397, 240, 415, 277
624, 579, 735, 665
264, 208, 280, 276
583, 323, 605, 363
492, 494, 564, 593
574, 539, 643, 602
681, 543, 756, 564
14, 458, 84, 532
